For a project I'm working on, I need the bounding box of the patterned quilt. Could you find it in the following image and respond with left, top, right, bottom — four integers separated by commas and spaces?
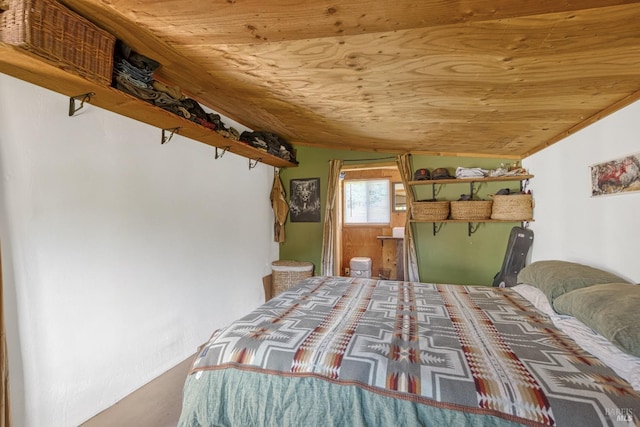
180, 276, 640, 427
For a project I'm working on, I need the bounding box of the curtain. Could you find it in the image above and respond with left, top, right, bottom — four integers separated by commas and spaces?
270, 169, 289, 243
1, 244, 10, 427
320, 159, 343, 276
396, 154, 420, 281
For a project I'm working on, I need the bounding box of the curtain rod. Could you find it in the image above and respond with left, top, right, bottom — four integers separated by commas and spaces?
335, 156, 397, 163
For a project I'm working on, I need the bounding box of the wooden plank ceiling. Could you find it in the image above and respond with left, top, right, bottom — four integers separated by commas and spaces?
59, 0, 640, 159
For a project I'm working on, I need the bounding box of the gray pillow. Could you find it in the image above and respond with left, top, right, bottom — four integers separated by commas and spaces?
553, 283, 640, 357
516, 260, 630, 304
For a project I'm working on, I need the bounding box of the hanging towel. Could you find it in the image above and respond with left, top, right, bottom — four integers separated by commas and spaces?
270, 170, 289, 243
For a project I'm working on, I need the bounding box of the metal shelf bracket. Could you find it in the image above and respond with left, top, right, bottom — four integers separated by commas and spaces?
215, 146, 231, 159
469, 181, 485, 198
431, 183, 443, 199
432, 222, 445, 236
468, 222, 482, 236
249, 158, 262, 170
68, 92, 95, 116
161, 127, 181, 144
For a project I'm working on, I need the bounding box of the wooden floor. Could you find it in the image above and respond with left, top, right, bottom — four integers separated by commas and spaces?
81, 355, 193, 427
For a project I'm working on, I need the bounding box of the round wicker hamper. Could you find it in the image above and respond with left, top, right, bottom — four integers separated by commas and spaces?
271, 260, 314, 296
490, 194, 534, 220
450, 200, 493, 220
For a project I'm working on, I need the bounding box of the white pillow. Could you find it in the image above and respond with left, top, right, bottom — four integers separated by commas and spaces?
553, 315, 640, 391
511, 284, 640, 391
511, 284, 557, 317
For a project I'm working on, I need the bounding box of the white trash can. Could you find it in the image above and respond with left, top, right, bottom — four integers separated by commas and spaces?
350, 257, 372, 278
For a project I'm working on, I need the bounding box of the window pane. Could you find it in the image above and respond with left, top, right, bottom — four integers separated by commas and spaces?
344, 179, 390, 224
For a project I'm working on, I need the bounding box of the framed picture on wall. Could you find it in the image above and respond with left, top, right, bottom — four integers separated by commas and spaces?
590, 152, 640, 197
289, 178, 321, 222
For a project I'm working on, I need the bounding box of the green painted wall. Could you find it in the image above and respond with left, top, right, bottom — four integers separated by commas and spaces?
279, 146, 389, 274
280, 145, 521, 286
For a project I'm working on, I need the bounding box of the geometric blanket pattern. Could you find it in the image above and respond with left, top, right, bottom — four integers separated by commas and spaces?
190, 276, 640, 426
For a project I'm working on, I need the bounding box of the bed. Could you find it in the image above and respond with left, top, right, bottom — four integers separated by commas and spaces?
178, 262, 640, 427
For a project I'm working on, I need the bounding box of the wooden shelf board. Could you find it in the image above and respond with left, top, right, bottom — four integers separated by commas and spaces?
409, 174, 533, 186
0, 43, 297, 168
411, 219, 534, 223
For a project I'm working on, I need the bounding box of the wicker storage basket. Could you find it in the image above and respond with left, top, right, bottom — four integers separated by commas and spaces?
0, 0, 116, 85
271, 260, 313, 296
450, 200, 493, 220
411, 200, 450, 221
490, 194, 534, 220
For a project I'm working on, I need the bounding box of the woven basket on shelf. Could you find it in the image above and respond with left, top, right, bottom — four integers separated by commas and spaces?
271, 260, 314, 296
450, 200, 493, 220
490, 194, 534, 220
0, 0, 116, 85
411, 201, 450, 221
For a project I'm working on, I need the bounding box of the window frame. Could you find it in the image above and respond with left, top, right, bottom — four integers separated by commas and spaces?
342, 178, 392, 226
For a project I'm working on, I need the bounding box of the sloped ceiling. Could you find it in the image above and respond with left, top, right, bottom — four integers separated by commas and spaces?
59, 0, 640, 159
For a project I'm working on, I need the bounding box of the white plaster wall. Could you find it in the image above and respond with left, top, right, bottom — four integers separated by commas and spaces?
0, 73, 279, 426
523, 100, 640, 283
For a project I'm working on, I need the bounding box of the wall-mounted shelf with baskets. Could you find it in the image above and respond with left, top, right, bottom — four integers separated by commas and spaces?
0, 43, 298, 169
408, 174, 534, 235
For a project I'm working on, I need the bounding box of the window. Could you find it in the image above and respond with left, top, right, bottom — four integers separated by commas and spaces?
343, 179, 390, 224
